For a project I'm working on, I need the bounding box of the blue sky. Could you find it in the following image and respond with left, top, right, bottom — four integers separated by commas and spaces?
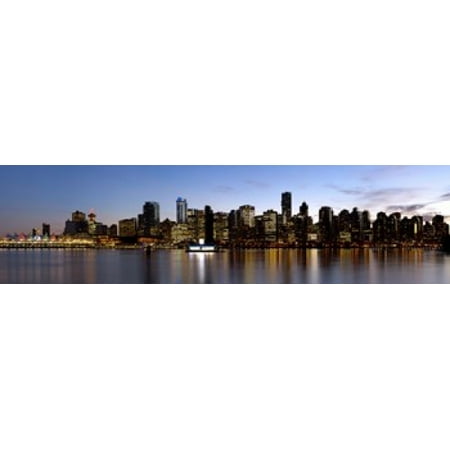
0, 165, 449, 234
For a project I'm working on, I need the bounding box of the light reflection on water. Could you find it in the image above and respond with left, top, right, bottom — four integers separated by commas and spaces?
0, 249, 449, 284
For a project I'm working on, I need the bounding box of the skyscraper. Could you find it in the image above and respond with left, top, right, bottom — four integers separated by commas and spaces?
142, 201, 160, 231
42, 223, 50, 237
281, 192, 292, 223
176, 197, 187, 224
204, 205, 214, 244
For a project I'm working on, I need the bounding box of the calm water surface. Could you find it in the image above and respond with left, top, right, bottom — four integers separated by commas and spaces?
1, 248, 450, 284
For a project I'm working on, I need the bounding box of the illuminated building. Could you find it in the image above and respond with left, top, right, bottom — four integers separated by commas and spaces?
238, 205, 255, 228
119, 218, 137, 238
176, 198, 187, 224
72, 210, 86, 222
213, 212, 229, 243
262, 209, 278, 242
187, 209, 205, 242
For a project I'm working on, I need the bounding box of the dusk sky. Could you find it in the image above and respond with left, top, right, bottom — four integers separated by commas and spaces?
0, 165, 450, 234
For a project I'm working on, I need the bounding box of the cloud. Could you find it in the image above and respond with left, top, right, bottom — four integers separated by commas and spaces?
325, 184, 362, 196
359, 166, 410, 183
244, 180, 270, 189
214, 185, 235, 193
440, 192, 450, 200
386, 203, 428, 214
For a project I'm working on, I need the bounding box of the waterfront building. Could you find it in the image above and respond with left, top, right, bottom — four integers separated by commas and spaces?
204, 205, 214, 244
108, 224, 118, 237
213, 212, 229, 244
119, 218, 137, 238
176, 198, 188, 224
171, 223, 191, 245
187, 209, 205, 242
64, 210, 88, 235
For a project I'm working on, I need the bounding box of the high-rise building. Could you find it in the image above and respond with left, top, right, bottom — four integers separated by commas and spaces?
262, 209, 278, 242
42, 223, 50, 237
319, 206, 334, 243
176, 198, 187, 224
299, 202, 309, 218
119, 218, 137, 238
141, 202, 160, 235
238, 205, 255, 228
64, 210, 88, 235
204, 205, 214, 244
281, 192, 292, 223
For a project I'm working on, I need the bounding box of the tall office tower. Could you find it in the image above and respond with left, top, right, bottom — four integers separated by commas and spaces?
142, 201, 160, 230
281, 192, 292, 223
204, 205, 214, 244
319, 206, 334, 243
263, 209, 278, 242
362, 210, 371, 230
64, 210, 88, 235
238, 205, 256, 228
387, 213, 400, 242
338, 209, 351, 232
299, 202, 309, 218
350, 207, 363, 242
176, 198, 188, 223
42, 223, 50, 237
373, 212, 388, 243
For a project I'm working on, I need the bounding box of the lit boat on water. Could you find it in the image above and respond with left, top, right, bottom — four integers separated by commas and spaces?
186, 239, 218, 253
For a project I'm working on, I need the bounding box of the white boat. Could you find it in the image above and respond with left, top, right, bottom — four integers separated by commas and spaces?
186, 239, 218, 253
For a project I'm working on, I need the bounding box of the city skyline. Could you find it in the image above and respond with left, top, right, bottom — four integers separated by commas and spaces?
1, 165, 450, 234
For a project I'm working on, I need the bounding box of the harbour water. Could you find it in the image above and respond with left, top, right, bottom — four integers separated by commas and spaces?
1, 248, 449, 284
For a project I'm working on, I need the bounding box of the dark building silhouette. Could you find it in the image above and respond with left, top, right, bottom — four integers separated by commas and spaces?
204, 205, 214, 244
42, 223, 50, 237
299, 202, 309, 218
373, 212, 388, 243
281, 192, 292, 223
64, 210, 88, 235
319, 206, 334, 243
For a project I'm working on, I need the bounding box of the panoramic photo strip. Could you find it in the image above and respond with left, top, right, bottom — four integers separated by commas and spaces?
0, 165, 449, 284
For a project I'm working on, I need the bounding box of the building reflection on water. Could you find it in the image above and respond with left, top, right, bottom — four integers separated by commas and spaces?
0, 248, 449, 284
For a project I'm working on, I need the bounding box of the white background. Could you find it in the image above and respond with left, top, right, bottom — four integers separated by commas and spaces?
1, 0, 450, 449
